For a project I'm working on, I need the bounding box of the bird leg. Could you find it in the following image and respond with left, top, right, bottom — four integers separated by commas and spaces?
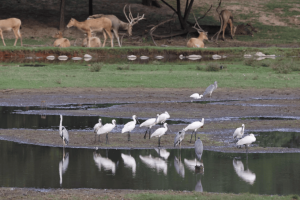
128, 132, 131, 142
246, 145, 248, 153
106, 133, 109, 144
158, 137, 161, 147
190, 131, 195, 143
143, 128, 148, 139
149, 128, 151, 139
194, 131, 197, 142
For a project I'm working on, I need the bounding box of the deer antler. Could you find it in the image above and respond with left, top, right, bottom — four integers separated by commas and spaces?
123, 4, 145, 25
192, 13, 205, 32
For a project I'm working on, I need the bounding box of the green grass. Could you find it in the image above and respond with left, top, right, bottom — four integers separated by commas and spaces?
126, 192, 299, 200
0, 58, 299, 90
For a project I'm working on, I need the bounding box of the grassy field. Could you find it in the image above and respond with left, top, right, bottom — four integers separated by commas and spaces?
0, 57, 299, 90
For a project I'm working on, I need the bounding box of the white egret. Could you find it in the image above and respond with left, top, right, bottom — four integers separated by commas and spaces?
122, 115, 139, 141
151, 123, 169, 147
93, 152, 116, 174
184, 158, 204, 173
233, 158, 256, 185
140, 114, 159, 139
184, 118, 204, 143
121, 153, 136, 176
174, 156, 185, 178
195, 137, 203, 166
233, 124, 245, 141
59, 115, 69, 147
139, 155, 168, 175
97, 119, 116, 144
236, 134, 256, 153
59, 151, 69, 186
203, 81, 218, 100
154, 148, 170, 160
156, 111, 170, 126
190, 93, 203, 101
93, 118, 102, 142
174, 129, 186, 148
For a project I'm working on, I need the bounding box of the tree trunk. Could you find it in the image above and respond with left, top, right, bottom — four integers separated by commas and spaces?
59, 0, 66, 31
89, 0, 93, 15
142, 0, 161, 7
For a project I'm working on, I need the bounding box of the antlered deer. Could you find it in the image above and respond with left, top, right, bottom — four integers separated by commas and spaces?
0, 18, 22, 46
187, 14, 208, 48
53, 31, 71, 48
88, 4, 145, 47
67, 17, 113, 47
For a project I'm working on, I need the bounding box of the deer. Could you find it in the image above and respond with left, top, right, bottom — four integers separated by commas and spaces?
186, 14, 208, 48
53, 31, 71, 48
67, 17, 113, 47
87, 4, 145, 47
0, 18, 22, 46
82, 33, 101, 47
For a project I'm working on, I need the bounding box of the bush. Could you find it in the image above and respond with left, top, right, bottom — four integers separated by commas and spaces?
89, 63, 103, 72
205, 63, 220, 72
244, 58, 255, 66
196, 66, 203, 71
117, 65, 130, 70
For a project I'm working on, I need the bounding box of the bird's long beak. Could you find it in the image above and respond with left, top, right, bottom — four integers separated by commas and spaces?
136, 118, 140, 124
168, 128, 172, 133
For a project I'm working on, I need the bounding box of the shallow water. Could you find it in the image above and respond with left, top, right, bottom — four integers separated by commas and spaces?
0, 140, 299, 195
256, 131, 300, 148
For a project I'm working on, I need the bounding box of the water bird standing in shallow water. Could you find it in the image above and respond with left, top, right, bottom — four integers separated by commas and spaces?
203, 81, 218, 101
184, 118, 204, 143
97, 119, 116, 144
174, 129, 186, 148
195, 137, 203, 167
233, 124, 245, 141
156, 111, 170, 126
93, 118, 102, 142
151, 123, 170, 147
140, 114, 159, 139
59, 115, 69, 147
122, 115, 139, 141
236, 134, 256, 153
190, 93, 203, 101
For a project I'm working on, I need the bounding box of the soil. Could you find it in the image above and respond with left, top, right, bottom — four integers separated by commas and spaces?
0, 88, 300, 153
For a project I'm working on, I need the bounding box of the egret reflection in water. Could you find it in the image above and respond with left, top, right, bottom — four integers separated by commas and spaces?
139, 155, 168, 175
154, 148, 170, 160
184, 159, 204, 174
195, 177, 203, 192
233, 158, 256, 185
121, 153, 136, 177
174, 156, 185, 178
59, 150, 69, 186
93, 152, 116, 174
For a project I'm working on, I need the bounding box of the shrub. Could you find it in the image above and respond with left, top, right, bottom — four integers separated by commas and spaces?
205, 63, 220, 72
89, 63, 103, 72
117, 65, 130, 70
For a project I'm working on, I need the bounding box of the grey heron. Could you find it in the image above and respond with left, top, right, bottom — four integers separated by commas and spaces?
122, 115, 139, 141
97, 119, 116, 144
236, 134, 256, 153
151, 123, 170, 147
93, 118, 102, 142
233, 124, 245, 142
195, 137, 203, 167
184, 118, 204, 143
59, 115, 69, 147
203, 81, 218, 101
174, 129, 186, 148
140, 114, 159, 139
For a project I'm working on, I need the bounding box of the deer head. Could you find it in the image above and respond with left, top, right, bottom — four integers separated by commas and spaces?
123, 4, 145, 36
66, 18, 76, 28
53, 31, 63, 39
192, 13, 208, 40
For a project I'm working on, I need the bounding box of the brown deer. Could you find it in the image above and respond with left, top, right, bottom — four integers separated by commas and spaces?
187, 14, 208, 48
0, 18, 22, 46
82, 35, 101, 47
87, 4, 145, 47
67, 17, 113, 47
53, 31, 71, 48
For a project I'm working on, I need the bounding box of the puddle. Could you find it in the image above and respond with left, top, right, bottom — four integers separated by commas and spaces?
0, 140, 299, 195
240, 116, 299, 120
255, 131, 300, 148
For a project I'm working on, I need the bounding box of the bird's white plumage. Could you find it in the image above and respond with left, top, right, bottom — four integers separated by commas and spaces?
156, 111, 170, 124
174, 156, 185, 178
184, 158, 204, 172
59, 152, 69, 185
139, 155, 168, 175
190, 93, 203, 100
154, 148, 170, 159
93, 152, 116, 174
97, 120, 116, 135
59, 115, 69, 145
140, 115, 159, 128
122, 115, 137, 133
151, 123, 168, 138
93, 118, 102, 133
236, 134, 256, 146
184, 118, 204, 132
121, 153, 136, 175
233, 159, 256, 185
233, 124, 245, 139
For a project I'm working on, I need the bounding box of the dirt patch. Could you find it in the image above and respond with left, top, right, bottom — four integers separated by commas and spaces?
258, 14, 287, 26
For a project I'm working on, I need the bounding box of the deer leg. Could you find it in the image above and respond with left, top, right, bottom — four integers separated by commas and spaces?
102, 31, 107, 47
222, 22, 228, 41
105, 28, 114, 48
0, 30, 6, 46
112, 29, 121, 47
12, 29, 19, 46
229, 19, 234, 39
87, 31, 92, 47
215, 15, 224, 41
18, 28, 23, 46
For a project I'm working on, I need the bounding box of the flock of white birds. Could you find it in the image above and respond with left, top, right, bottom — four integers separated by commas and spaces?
58, 80, 256, 153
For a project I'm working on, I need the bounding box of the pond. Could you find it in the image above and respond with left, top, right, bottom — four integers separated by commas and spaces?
0, 140, 299, 195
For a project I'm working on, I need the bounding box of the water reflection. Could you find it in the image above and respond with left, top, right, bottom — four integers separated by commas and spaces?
59, 150, 69, 186
139, 155, 168, 175
154, 148, 170, 160
174, 156, 185, 178
195, 177, 203, 192
233, 158, 256, 185
184, 159, 204, 174
93, 152, 116, 174
121, 153, 136, 177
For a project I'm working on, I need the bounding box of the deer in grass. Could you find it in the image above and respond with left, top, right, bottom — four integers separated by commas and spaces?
0, 18, 22, 46
67, 17, 113, 47
82, 33, 101, 47
53, 31, 71, 48
87, 4, 145, 47
187, 14, 208, 48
